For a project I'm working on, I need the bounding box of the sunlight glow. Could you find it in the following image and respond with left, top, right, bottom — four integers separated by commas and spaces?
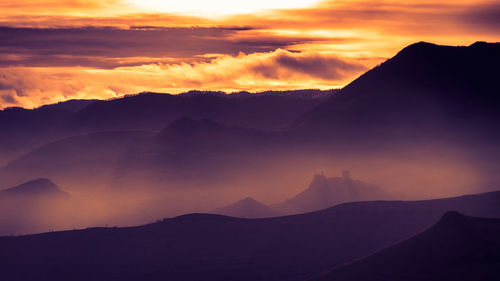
128, 0, 320, 17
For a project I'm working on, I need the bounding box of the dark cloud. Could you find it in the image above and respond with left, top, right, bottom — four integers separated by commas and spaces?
0, 26, 322, 68
1, 93, 18, 104
462, 2, 500, 32
249, 50, 366, 80
274, 52, 364, 80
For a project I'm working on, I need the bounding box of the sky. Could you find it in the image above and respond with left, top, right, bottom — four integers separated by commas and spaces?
0, 0, 499, 108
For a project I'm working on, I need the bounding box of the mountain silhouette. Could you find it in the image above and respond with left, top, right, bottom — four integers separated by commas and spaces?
1, 190, 499, 281
156, 117, 270, 153
0, 99, 97, 164
212, 197, 281, 218
69, 90, 333, 132
308, 212, 500, 281
38, 99, 98, 113
0, 131, 154, 188
277, 172, 390, 214
297, 42, 500, 141
0, 90, 333, 167
0, 178, 73, 235
121, 117, 277, 183
158, 116, 266, 145
0, 117, 273, 188
0, 178, 69, 198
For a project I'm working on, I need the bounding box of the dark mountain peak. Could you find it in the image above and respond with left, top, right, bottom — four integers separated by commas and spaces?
386, 41, 457, 67
297, 41, 500, 140
470, 41, 487, 47
277, 172, 389, 214
212, 196, 280, 218
37, 99, 97, 113
434, 211, 468, 229
398, 41, 439, 52
228, 196, 267, 209
469, 41, 500, 48
392, 41, 499, 63
0, 178, 68, 197
309, 171, 353, 191
311, 173, 328, 183
384, 41, 443, 65
308, 174, 332, 192
388, 41, 500, 70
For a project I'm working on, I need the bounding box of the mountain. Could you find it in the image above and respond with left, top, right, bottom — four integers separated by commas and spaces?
297, 42, 500, 142
277, 172, 391, 214
0, 178, 73, 235
0, 90, 333, 166
213, 172, 391, 218
37, 99, 99, 113
211, 197, 281, 218
157, 116, 269, 150
0, 178, 69, 198
0, 99, 97, 164
308, 212, 500, 281
0, 117, 274, 188
113, 117, 280, 185
1, 190, 499, 281
0, 130, 155, 188
69, 90, 334, 132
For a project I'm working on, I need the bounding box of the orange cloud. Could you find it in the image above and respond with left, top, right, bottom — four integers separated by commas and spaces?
0, 0, 123, 14
0, 49, 368, 109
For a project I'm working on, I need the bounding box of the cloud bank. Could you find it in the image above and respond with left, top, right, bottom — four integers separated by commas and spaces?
0, 49, 366, 108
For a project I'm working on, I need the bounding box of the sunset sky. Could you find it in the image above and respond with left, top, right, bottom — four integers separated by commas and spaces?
1, 0, 499, 108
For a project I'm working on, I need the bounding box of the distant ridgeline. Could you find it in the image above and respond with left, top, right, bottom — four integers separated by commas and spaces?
212, 171, 393, 218
276, 171, 391, 214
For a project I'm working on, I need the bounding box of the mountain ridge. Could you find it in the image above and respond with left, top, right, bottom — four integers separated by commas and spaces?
211, 197, 281, 218
295, 41, 500, 142
1, 190, 500, 281
276, 173, 391, 214
307, 211, 500, 281
0, 178, 69, 198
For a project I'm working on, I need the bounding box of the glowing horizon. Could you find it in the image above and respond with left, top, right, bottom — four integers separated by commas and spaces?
127, 0, 321, 17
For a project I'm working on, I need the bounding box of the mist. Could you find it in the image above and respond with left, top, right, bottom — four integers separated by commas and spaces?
0, 135, 491, 236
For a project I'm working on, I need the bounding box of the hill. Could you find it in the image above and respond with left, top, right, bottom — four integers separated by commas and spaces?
277, 172, 391, 214
211, 197, 281, 218
0, 130, 155, 188
0, 99, 97, 164
0, 90, 333, 165
1, 190, 499, 281
69, 90, 334, 132
0, 178, 69, 198
0, 178, 73, 235
297, 42, 500, 142
308, 212, 500, 281
0, 117, 277, 188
